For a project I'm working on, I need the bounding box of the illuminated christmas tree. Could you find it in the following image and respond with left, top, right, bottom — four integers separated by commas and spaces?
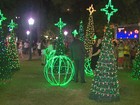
0, 10, 11, 81
89, 0, 120, 101
7, 19, 20, 72
131, 43, 140, 80
84, 4, 96, 54
78, 20, 84, 42
44, 18, 75, 86
0, 29, 12, 81
54, 18, 66, 55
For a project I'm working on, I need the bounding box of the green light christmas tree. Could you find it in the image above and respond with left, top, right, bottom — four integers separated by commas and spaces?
7, 19, 20, 72
89, 0, 120, 101
131, 43, 140, 80
0, 10, 11, 82
54, 18, 66, 55
84, 4, 96, 54
44, 18, 75, 86
78, 20, 84, 42
84, 5, 96, 76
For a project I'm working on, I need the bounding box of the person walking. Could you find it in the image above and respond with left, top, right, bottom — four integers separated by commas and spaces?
37, 41, 41, 56
117, 41, 124, 70
18, 41, 23, 58
41, 39, 47, 65
124, 40, 130, 69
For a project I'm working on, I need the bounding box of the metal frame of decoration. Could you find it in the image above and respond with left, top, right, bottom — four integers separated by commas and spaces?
44, 55, 75, 86
84, 58, 94, 76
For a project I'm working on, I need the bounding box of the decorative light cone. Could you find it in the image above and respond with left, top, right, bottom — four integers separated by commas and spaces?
84, 58, 94, 76
44, 55, 75, 86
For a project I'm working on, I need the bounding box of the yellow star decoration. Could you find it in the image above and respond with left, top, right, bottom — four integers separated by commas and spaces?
87, 4, 96, 15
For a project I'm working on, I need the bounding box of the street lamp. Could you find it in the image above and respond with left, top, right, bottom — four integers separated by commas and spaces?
64, 30, 68, 41
28, 17, 34, 60
26, 30, 30, 35
26, 30, 30, 41
138, 22, 140, 42
64, 30, 68, 36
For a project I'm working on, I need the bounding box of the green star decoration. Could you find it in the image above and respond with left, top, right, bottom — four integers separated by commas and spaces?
0, 10, 7, 26
55, 18, 66, 31
80, 20, 83, 24
93, 35, 97, 40
100, 0, 118, 23
72, 29, 78, 37
8, 19, 18, 31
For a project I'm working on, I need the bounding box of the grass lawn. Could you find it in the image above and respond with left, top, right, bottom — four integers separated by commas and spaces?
0, 57, 140, 105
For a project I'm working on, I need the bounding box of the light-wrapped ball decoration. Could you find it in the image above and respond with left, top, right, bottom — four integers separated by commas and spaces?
45, 49, 56, 62
84, 58, 94, 76
44, 55, 75, 86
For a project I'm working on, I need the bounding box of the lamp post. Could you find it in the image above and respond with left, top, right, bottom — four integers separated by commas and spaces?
138, 22, 140, 42
26, 30, 30, 41
28, 17, 34, 60
64, 30, 68, 41
26, 30, 30, 35
64, 30, 68, 36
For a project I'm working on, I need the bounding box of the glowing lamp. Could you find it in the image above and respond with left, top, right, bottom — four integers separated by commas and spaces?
134, 35, 137, 38
26, 30, 30, 35
64, 31, 68, 36
134, 30, 139, 34
124, 31, 127, 34
28, 17, 34, 26
56, 37, 58, 39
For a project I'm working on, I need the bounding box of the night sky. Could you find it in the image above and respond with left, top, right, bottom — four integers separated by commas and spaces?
0, 0, 140, 40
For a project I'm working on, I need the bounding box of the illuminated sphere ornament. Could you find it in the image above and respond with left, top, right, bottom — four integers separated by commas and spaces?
44, 18, 75, 86
44, 55, 75, 86
45, 49, 56, 62
84, 58, 94, 76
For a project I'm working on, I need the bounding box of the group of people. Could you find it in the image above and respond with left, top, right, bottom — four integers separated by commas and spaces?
70, 35, 139, 83
114, 40, 138, 70
17, 39, 54, 61
17, 40, 30, 58
17, 35, 138, 84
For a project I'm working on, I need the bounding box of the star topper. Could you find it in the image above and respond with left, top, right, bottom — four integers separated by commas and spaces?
72, 29, 78, 37
87, 4, 96, 15
80, 20, 83, 24
8, 19, 18, 31
93, 35, 97, 40
55, 18, 66, 31
100, 0, 118, 23
0, 10, 7, 26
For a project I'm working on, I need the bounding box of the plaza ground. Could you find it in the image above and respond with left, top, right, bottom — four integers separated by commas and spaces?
0, 56, 140, 105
